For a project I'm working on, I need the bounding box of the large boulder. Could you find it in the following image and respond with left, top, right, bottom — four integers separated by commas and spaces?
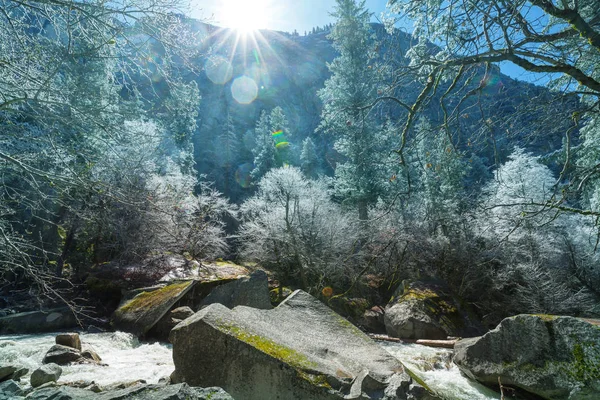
454, 314, 600, 400
31, 363, 62, 388
384, 280, 481, 340
200, 270, 272, 310
56, 333, 82, 351
26, 383, 233, 400
42, 344, 84, 365
171, 289, 434, 400
0, 308, 77, 334
112, 280, 196, 337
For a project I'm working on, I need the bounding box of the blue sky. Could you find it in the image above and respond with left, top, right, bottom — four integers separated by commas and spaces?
190, 0, 389, 34
188, 0, 544, 85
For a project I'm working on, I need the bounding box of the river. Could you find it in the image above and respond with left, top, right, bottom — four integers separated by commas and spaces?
0, 332, 499, 399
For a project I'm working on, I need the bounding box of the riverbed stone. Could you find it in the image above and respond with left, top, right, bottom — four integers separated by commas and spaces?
81, 348, 102, 363
112, 280, 196, 337
384, 280, 481, 340
42, 344, 83, 365
30, 363, 62, 388
0, 308, 77, 334
200, 269, 272, 310
0, 379, 24, 398
171, 289, 432, 400
26, 383, 233, 399
453, 314, 600, 400
0, 365, 16, 382
55, 333, 81, 351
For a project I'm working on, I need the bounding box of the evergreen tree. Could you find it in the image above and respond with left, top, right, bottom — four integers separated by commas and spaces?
212, 115, 239, 198
251, 111, 278, 182
251, 107, 294, 182
415, 121, 469, 235
300, 137, 321, 179
318, 0, 390, 220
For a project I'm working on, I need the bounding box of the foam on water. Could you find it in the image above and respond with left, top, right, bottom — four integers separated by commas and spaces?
0, 331, 173, 387
380, 341, 501, 400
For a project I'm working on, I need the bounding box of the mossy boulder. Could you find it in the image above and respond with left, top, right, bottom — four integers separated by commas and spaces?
384, 280, 482, 340
112, 280, 195, 337
454, 314, 600, 399
170, 290, 434, 400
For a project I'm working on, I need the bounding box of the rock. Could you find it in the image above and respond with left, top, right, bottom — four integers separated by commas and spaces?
26, 383, 233, 400
151, 306, 195, 341
170, 306, 194, 320
0, 365, 16, 382
159, 258, 250, 282
0, 308, 77, 334
42, 344, 83, 365
200, 270, 272, 310
0, 380, 24, 398
0, 365, 28, 383
30, 363, 62, 388
112, 280, 196, 337
384, 280, 482, 340
171, 289, 432, 400
360, 306, 386, 334
454, 314, 600, 400
56, 333, 82, 351
81, 349, 102, 363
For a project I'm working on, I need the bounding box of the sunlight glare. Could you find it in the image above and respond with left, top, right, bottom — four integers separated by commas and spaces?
221, 0, 270, 33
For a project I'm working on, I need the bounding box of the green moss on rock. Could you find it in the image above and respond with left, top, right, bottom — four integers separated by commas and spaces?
219, 323, 318, 371
116, 281, 192, 315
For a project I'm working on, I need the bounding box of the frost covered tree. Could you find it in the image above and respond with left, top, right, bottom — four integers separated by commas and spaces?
576, 118, 600, 213
0, 0, 208, 296
212, 115, 239, 198
251, 107, 294, 182
385, 0, 600, 217
414, 121, 469, 235
318, 0, 391, 220
480, 148, 557, 239
239, 167, 360, 290
300, 137, 322, 179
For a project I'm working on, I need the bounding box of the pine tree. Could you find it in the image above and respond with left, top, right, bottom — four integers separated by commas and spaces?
300, 137, 321, 179
213, 115, 239, 198
251, 107, 295, 182
318, 0, 389, 220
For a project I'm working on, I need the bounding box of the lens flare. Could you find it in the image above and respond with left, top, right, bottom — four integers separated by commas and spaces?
231, 76, 258, 104
205, 56, 233, 85
235, 163, 253, 188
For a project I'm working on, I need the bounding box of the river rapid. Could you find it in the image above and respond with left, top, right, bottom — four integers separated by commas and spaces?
0, 332, 499, 399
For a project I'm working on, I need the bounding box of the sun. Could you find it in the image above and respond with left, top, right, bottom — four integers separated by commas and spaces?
220, 0, 270, 33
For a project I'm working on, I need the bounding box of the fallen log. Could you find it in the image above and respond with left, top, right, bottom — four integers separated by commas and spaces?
369, 334, 457, 349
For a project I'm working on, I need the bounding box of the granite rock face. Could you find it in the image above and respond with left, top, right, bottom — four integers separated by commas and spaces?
171, 290, 435, 400
454, 314, 600, 400
200, 269, 272, 310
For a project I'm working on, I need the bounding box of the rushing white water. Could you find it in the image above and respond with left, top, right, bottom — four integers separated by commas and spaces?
380, 341, 501, 400
0, 332, 173, 388
1, 331, 499, 399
